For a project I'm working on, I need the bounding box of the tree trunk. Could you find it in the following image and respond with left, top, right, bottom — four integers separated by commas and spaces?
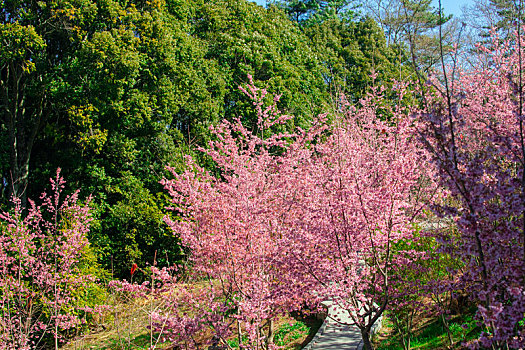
441, 313, 453, 347
7, 148, 30, 208
237, 319, 243, 349
266, 318, 274, 350
2, 62, 44, 208
361, 328, 374, 350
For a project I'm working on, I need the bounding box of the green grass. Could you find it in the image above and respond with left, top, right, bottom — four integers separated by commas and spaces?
274, 320, 310, 347
66, 331, 171, 350
227, 335, 249, 348
376, 313, 481, 350
93, 333, 151, 349
226, 320, 312, 349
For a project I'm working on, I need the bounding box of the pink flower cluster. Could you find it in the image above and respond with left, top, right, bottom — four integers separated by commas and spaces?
416, 29, 525, 348
0, 169, 99, 349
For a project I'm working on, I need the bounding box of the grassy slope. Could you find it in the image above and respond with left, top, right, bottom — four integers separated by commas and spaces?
63, 295, 322, 350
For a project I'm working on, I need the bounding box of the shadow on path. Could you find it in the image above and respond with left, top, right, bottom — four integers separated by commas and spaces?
303, 301, 368, 350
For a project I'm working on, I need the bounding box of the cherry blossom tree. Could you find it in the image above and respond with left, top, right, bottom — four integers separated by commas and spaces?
162, 77, 434, 350
0, 169, 98, 349
278, 84, 434, 349
162, 77, 320, 349
417, 29, 525, 348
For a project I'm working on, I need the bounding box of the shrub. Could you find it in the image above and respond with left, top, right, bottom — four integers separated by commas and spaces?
0, 169, 104, 349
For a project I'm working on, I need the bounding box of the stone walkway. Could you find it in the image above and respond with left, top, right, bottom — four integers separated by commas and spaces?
303, 301, 371, 350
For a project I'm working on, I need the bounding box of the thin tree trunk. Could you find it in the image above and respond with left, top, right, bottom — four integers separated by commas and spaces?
361, 328, 374, 350
266, 318, 274, 350
441, 313, 453, 347
237, 316, 243, 348
2, 61, 45, 208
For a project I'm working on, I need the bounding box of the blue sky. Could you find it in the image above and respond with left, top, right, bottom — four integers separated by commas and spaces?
251, 0, 472, 19
437, 0, 471, 18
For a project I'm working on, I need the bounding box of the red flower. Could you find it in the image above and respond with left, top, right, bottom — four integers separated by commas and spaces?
131, 263, 138, 276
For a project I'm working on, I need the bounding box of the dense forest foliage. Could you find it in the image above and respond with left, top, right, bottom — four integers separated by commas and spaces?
0, 0, 413, 277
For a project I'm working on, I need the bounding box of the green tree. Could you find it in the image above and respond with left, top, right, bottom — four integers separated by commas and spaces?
30, 0, 194, 277
463, 0, 524, 41
304, 16, 410, 102
191, 0, 329, 128
361, 0, 454, 73
0, 0, 97, 206
271, 0, 358, 24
